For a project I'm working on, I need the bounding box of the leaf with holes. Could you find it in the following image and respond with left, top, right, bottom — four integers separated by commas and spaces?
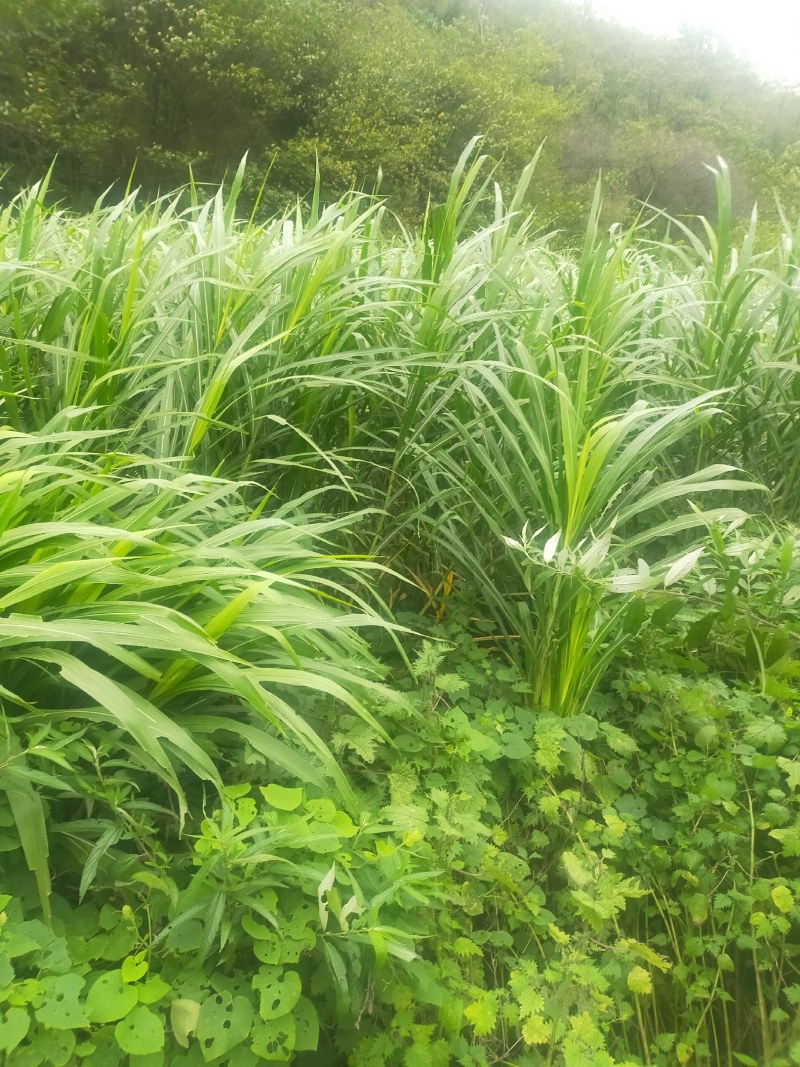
166, 920, 204, 954
252, 967, 301, 1021
250, 1014, 296, 1061
252, 934, 282, 965
277, 929, 316, 963
293, 998, 319, 1052
196, 991, 254, 1061
86, 970, 138, 1023
34, 973, 88, 1029
252, 928, 315, 966
114, 1005, 165, 1056
23, 1027, 77, 1066
37, 935, 71, 975
0, 1006, 30, 1054
284, 900, 317, 940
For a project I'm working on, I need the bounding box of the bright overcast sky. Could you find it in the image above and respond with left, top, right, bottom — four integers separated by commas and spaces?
582, 0, 800, 86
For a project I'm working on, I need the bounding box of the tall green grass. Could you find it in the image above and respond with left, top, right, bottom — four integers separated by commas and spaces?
1, 148, 797, 713
0, 147, 798, 1067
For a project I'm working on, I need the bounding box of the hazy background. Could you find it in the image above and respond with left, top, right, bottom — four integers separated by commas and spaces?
2, 0, 799, 231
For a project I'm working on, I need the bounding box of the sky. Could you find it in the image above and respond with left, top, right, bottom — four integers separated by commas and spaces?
583, 0, 800, 86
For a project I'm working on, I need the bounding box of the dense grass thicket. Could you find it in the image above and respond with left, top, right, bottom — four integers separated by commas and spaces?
0, 147, 799, 1067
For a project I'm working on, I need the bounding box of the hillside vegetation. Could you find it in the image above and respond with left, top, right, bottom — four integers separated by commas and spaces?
2, 0, 800, 228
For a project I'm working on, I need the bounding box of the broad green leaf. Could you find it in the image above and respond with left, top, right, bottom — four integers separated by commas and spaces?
771, 885, 795, 914
196, 992, 254, 1061
34, 973, 88, 1029
0, 1006, 30, 1054
86, 971, 138, 1023
121, 952, 148, 983
252, 966, 301, 1020
259, 785, 303, 812
114, 1005, 165, 1056
250, 1014, 296, 1061
292, 997, 319, 1052
170, 999, 201, 1049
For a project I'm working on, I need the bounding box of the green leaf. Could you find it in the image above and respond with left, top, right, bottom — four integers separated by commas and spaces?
771, 885, 795, 914
86, 971, 138, 1024
701, 773, 736, 802
464, 994, 497, 1037
114, 1005, 165, 1056
259, 785, 303, 812
137, 976, 171, 1005
0, 1006, 30, 1054
627, 966, 653, 995
121, 952, 148, 983
170, 999, 201, 1049
743, 717, 786, 751
252, 967, 301, 1020
0, 750, 52, 923
197, 992, 254, 1061
34, 973, 88, 1029
292, 998, 319, 1052
250, 1014, 296, 1060
23, 1027, 77, 1066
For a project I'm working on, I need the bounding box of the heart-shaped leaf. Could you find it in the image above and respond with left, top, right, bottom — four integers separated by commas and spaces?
0, 1006, 30, 1054
259, 785, 303, 811
252, 967, 301, 1021
250, 1014, 296, 1061
114, 1005, 165, 1056
86, 970, 138, 1023
196, 991, 254, 1061
121, 952, 148, 983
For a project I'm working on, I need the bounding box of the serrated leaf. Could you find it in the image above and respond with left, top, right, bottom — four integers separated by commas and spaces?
743, 718, 786, 751
522, 1014, 549, 1044
627, 966, 653, 995
464, 994, 496, 1037
771, 885, 795, 914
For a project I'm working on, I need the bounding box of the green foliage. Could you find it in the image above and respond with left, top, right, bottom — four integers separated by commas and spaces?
346, 607, 800, 1066
0, 153, 797, 1067
1, 0, 799, 229
0, 784, 426, 1063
